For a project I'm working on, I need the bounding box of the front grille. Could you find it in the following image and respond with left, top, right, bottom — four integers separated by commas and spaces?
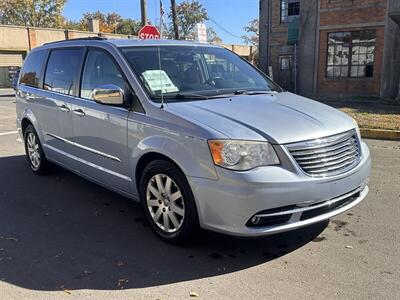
286, 130, 360, 177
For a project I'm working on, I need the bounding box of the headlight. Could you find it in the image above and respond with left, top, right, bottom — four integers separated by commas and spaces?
208, 140, 280, 170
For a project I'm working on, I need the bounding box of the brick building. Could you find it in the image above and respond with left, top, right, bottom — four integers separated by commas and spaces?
262, 0, 400, 99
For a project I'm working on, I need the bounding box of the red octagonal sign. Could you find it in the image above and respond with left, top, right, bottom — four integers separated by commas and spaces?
138, 25, 161, 40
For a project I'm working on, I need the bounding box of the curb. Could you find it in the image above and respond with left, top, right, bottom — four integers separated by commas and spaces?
360, 128, 400, 141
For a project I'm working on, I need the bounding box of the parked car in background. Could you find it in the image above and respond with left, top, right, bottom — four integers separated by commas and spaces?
15, 38, 371, 243
12, 69, 20, 91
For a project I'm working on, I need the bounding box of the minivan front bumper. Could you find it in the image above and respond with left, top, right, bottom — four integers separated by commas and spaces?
188, 141, 371, 237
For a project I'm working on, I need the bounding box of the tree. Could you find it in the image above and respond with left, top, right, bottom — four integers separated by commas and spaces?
64, 11, 140, 35
168, 0, 208, 40
116, 18, 141, 35
242, 19, 259, 64
0, 0, 66, 28
242, 18, 259, 47
81, 11, 123, 33
207, 27, 222, 44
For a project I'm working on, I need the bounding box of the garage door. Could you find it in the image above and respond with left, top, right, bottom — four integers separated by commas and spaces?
0, 51, 24, 67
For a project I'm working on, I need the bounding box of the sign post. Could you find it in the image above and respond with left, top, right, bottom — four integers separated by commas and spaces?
287, 19, 299, 93
138, 25, 161, 40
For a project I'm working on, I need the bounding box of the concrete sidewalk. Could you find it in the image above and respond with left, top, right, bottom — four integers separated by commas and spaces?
0, 88, 14, 97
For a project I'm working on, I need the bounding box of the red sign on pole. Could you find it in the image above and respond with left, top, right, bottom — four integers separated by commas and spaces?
138, 25, 161, 40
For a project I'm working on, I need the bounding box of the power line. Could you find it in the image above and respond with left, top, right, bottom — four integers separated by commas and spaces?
208, 16, 243, 40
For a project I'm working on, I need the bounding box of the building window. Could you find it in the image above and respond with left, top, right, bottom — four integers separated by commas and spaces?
281, 0, 300, 23
326, 30, 376, 79
279, 55, 292, 70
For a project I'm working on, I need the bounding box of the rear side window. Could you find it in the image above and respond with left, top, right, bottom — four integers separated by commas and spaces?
20, 50, 47, 88
44, 48, 84, 95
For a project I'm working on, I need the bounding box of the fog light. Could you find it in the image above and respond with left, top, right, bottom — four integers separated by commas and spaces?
251, 216, 260, 225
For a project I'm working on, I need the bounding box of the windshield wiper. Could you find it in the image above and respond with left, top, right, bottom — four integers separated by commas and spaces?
174, 93, 210, 100
233, 90, 277, 95
152, 93, 209, 100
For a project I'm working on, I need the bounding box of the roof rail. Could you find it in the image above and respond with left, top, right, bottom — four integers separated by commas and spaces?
44, 36, 107, 45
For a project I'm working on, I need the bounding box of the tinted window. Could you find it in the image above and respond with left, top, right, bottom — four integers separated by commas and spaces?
81, 49, 126, 100
44, 48, 84, 95
20, 50, 47, 88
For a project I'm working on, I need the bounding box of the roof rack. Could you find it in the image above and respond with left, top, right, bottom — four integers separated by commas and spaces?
44, 36, 107, 45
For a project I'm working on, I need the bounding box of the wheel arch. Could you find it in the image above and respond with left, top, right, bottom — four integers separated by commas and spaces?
135, 151, 183, 191
19, 109, 44, 143
21, 117, 33, 135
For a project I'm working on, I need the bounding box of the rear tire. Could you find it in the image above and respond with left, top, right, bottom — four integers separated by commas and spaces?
139, 160, 199, 244
23, 124, 51, 175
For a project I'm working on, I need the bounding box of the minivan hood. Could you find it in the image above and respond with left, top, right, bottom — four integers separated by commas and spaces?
166, 92, 355, 144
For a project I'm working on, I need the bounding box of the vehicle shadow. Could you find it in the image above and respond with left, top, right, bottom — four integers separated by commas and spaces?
0, 155, 328, 291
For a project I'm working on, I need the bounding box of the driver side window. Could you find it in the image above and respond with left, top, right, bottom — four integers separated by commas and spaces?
80, 49, 126, 100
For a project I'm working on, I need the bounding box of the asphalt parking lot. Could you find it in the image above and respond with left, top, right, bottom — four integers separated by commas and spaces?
0, 95, 399, 299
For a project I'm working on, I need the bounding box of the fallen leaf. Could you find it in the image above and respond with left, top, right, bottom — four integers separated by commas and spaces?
117, 278, 129, 289
60, 285, 71, 294
0, 236, 18, 241
190, 291, 199, 297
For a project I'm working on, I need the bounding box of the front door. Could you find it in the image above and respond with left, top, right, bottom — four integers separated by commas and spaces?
70, 48, 131, 193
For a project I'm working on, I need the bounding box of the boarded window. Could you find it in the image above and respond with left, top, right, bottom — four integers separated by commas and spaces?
326, 30, 376, 79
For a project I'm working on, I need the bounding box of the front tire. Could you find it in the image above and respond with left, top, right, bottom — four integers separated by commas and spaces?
139, 160, 199, 244
23, 124, 51, 174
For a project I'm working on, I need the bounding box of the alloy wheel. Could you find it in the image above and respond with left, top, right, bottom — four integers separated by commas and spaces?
27, 132, 41, 169
146, 174, 185, 233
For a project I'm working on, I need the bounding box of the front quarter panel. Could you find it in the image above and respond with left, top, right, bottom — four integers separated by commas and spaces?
128, 113, 218, 197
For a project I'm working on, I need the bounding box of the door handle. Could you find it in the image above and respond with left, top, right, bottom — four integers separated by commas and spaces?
73, 108, 85, 117
59, 104, 70, 112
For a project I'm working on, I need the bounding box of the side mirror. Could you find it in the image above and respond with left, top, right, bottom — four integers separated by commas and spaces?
92, 84, 124, 106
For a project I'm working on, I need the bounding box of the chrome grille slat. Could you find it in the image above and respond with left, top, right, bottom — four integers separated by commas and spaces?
298, 149, 357, 167
306, 159, 356, 174
291, 138, 356, 157
287, 131, 354, 151
286, 130, 360, 177
295, 145, 358, 160
302, 156, 356, 170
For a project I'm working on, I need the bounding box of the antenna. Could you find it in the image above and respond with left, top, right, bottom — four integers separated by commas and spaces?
157, 45, 164, 109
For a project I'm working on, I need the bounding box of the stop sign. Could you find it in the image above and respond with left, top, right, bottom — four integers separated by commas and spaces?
138, 25, 161, 40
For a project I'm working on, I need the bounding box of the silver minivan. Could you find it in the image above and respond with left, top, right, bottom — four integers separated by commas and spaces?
16, 38, 371, 243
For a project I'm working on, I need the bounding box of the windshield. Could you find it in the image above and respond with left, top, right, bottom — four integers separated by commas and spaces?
120, 45, 282, 102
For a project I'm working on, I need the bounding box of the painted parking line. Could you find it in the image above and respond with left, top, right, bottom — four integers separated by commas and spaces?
0, 131, 18, 136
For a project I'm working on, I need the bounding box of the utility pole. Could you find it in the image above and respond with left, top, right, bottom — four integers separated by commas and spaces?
259, 0, 270, 75
141, 0, 147, 27
171, 0, 179, 39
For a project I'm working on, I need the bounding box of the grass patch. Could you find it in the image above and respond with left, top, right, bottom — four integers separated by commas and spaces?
322, 101, 400, 131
